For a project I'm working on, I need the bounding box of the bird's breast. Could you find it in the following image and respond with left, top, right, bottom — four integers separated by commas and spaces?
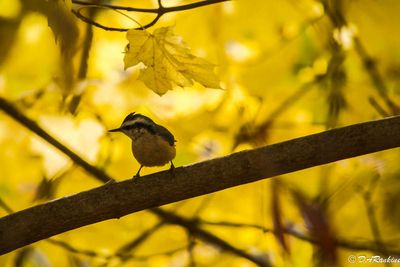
131, 134, 176, 167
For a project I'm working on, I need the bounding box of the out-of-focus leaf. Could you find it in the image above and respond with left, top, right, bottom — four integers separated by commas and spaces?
64, 0, 73, 11
233, 120, 272, 150
67, 94, 82, 115
22, 0, 79, 56
14, 247, 52, 267
291, 189, 337, 265
33, 168, 70, 201
15, 88, 46, 108
124, 26, 220, 95
33, 176, 58, 201
0, 17, 21, 66
22, 0, 79, 94
270, 180, 290, 255
14, 247, 34, 267
46, 0, 78, 94
45, 0, 78, 57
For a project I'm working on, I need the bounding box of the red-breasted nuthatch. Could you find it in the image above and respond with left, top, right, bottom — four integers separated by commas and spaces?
109, 113, 176, 178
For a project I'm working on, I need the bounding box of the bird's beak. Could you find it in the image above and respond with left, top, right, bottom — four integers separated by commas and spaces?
108, 128, 122, 133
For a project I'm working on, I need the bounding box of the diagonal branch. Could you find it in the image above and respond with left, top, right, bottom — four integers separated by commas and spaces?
0, 97, 269, 266
0, 97, 112, 183
1, 95, 400, 254
321, 0, 400, 115
200, 220, 400, 255
150, 208, 269, 266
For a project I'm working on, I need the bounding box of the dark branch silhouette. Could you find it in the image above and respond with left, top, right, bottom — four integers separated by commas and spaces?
321, 0, 400, 115
0, 97, 112, 183
71, 0, 229, 31
150, 208, 269, 266
0, 97, 270, 266
200, 220, 400, 255
1, 95, 400, 255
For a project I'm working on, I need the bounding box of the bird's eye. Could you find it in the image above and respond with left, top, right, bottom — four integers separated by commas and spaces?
123, 124, 135, 130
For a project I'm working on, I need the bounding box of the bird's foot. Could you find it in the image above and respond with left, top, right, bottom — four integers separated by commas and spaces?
133, 165, 143, 179
169, 161, 176, 177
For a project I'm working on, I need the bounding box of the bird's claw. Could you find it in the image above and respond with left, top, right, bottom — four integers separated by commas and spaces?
169, 161, 176, 177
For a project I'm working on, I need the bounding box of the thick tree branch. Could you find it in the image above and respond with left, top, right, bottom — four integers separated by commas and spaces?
0, 99, 399, 254
0, 97, 270, 265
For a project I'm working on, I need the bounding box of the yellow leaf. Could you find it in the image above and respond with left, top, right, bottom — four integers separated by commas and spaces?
63, 0, 73, 11
124, 26, 220, 96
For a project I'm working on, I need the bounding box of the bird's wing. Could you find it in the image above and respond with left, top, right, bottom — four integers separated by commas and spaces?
154, 124, 176, 146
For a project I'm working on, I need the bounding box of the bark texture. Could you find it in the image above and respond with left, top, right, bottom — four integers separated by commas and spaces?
1, 116, 400, 254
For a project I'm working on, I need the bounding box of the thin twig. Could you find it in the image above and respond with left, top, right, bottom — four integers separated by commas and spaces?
113, 221, 165, 262
71, 9, 128, 31
321, 0, 400, 115
0, 198, 13, 214
150, 208, 270, 266
233, 82, 315, 149
2, 97, 400, 261
128, 246, 187, 261
187, 233, 196, 267
368, 96, 390, 118
0, 97, 113, 183
72, 0, 229, 31
200, 220, 400, 255
358, 177, 392, 263
46, 239, 101, 258
2, 100, 400, 257
72, 0, 228, 13
67, 1, 98, 114
0, 96, 267, 265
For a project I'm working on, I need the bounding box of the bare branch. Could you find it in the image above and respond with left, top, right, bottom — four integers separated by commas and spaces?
321, 1, 400, 115
0, 198, 13, 214
71, 0, 229, 31
71, 9, 128, 31
357, 177, 392, 257
72, 0, 228, 13
150, 208, 270, 266
0, 97, 113, 183
0, 97, 271, 266
1, 96, 400, 254
200, 220, 400, 255
114, 221, 165, 261
369, 96, 390, 118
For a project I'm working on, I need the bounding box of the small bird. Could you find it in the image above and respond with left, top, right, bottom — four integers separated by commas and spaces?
109, 113, 176, 178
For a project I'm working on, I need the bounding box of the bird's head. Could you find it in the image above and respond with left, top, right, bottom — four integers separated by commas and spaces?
108, 113, 155, 140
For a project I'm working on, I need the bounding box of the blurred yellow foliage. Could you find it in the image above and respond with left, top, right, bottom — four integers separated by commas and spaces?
1, 0, 400, 266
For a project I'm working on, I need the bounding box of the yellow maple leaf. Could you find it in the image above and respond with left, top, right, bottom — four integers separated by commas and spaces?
124, 26, 220, 96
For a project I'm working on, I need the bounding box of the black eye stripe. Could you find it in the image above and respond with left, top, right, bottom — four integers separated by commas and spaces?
121, 121, 175, 146
123, 122, 155, 133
